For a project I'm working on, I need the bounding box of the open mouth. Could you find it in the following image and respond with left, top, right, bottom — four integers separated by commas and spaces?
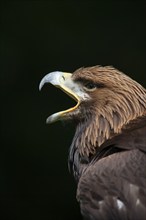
39, 71, 84, 124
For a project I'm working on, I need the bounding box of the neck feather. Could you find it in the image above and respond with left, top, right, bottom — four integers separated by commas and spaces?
71, 80, 146, 156
73, 106, 146, 157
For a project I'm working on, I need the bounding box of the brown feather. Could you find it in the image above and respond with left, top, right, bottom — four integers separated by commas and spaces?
66, 65, 146, 219
71, 66, 146, 157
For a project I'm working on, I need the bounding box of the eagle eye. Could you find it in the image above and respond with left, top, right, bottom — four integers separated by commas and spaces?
83, 81, 104, 91
84, 82, 96, 90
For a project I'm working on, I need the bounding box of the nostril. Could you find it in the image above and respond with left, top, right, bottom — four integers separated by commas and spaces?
62, 75, 65, 80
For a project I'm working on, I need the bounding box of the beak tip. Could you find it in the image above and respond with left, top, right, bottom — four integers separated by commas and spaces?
46, 117, 51, 124
39, 79, 45, 91
39, 84, 42, 91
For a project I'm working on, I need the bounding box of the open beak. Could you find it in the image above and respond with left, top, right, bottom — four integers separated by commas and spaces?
39, 71, 88, 124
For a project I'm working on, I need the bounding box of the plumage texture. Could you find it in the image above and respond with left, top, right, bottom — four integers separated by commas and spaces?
67, 66, 146, 219
40, 65, 146, 220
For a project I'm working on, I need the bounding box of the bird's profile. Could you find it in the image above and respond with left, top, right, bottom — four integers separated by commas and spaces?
39, 65, 146, 220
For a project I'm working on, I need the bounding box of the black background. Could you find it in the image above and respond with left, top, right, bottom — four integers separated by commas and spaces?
1, 1, 146, 220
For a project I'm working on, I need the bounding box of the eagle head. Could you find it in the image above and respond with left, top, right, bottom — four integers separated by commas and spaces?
39, 66, 146, 156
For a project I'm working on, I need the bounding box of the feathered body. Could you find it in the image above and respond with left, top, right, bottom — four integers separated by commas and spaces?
40, 66, 146, 220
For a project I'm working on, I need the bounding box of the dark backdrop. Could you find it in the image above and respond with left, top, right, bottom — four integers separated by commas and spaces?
1, 1, 146, 220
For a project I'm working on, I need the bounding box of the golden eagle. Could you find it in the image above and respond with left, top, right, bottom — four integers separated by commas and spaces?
39, 66, 146, 220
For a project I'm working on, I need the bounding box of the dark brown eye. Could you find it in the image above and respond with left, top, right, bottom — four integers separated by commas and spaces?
83, 81, 105, 91
84, 83, 96, 89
